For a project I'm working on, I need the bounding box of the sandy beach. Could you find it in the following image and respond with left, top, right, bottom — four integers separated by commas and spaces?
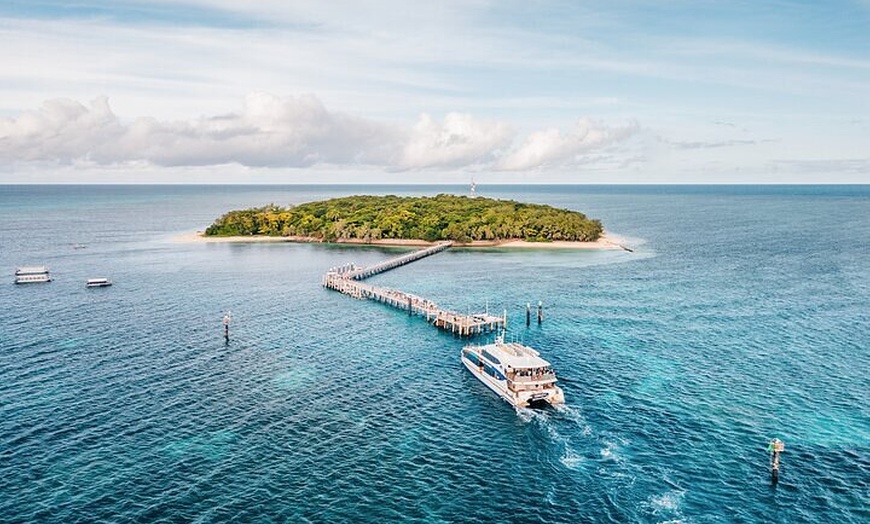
173, 231, 628, 250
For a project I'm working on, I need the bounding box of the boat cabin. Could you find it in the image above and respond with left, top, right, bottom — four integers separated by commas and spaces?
15, 266, 52, 284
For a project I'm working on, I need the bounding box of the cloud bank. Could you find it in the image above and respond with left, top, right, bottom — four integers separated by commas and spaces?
498, 118, 639, 171
0, 94, 636, 172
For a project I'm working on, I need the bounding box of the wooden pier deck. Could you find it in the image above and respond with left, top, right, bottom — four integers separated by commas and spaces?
322, 243, 504, 337
346, 241, 453, 280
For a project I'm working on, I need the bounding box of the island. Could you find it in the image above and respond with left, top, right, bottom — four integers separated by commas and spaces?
203, 194, 605, 245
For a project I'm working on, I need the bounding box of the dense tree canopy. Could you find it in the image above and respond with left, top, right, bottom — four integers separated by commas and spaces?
204, 194, 603, 243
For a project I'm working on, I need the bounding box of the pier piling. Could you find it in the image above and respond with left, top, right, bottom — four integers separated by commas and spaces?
537, 301, 543, 325
526, 303, 531, 326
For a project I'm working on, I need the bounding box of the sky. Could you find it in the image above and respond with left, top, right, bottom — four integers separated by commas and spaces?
0, 0, 868, 184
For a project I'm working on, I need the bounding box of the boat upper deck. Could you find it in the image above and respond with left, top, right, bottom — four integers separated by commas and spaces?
15, 266, 50, 275
471, 339, 552, 370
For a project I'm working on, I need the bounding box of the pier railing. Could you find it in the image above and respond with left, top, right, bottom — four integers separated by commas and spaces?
346, 241, 452, 280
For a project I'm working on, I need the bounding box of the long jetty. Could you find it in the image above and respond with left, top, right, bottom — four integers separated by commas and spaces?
346, 241, 453, 280
322, 242, 505, 337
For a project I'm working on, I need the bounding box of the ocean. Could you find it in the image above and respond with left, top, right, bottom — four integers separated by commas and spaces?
1, 185, 867, 523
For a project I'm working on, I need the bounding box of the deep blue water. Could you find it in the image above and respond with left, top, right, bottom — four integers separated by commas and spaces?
1, 185, 867, 523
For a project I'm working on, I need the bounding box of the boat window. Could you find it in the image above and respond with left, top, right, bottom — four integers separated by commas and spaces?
464, 351, 480, 366
481, 350, 501, 366
484, 364, 505, 381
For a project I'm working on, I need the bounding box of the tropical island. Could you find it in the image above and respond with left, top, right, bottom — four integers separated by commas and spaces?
203, 194, 604, 245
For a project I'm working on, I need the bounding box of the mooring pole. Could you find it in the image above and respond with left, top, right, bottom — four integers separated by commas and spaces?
223, 311, 232, 342
537, 301, 543, 325
526, 303, 531, 326
768, 438, 785, 484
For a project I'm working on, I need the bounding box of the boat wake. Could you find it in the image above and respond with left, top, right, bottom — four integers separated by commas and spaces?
559, 448, 585, 470
515, 406, 549, 424
641, 489, 687, 524
599, 437, 633, 464
517, 403, 600, 471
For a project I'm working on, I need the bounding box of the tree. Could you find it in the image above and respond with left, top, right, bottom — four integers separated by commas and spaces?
204, 195, 603, 242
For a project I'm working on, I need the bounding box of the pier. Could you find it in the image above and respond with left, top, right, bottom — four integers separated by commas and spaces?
346, 241, 453, 279
323, 243, 504, 336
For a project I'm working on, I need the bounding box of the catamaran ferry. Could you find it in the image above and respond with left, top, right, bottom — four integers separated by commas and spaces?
461, 335, 565, 408
14, 266, 52, 284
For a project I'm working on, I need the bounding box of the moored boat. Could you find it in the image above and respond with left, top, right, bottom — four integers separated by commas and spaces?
86, 278, 112, 288
461, 335, 565, 408
15, 266, 52, 284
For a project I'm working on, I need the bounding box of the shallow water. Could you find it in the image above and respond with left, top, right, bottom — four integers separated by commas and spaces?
1, 184, 867, 523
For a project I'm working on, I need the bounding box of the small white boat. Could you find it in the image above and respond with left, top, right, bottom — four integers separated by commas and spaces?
461, 335, 565, 408
15, 266, 52, 284
86, 278, 112, 288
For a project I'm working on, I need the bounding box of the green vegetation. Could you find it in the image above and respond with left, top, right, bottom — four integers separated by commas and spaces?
204, 194, 603, 243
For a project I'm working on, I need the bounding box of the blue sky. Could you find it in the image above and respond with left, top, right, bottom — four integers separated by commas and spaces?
0, 0, 867, 183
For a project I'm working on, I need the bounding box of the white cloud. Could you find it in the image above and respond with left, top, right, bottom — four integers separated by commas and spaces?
0, 97, 123, 164
0, 93, 403, 168
400, 113, 514, 169
127, 92, 405, 167
0, 95, 643, 174
497, 118, 638, 171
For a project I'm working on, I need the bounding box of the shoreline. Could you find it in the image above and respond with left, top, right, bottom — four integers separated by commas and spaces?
172, 231, 628, 250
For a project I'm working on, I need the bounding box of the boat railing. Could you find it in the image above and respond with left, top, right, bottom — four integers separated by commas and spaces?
15, 266, 50, 276
510, 372, 556, 384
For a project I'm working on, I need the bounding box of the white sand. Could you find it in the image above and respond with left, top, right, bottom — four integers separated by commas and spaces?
172, 231, 627, 250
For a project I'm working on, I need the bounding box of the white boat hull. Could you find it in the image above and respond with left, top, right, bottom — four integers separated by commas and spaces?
14, 266, 51, 284
461, 355, 564, 408
15, 276, 52, 284
462, 356, 516, 406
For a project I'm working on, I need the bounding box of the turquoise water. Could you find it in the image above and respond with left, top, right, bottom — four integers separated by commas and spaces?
1, 185, 867, 523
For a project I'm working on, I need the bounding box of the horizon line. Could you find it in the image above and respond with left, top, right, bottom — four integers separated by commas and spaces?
2, 182, 868, 187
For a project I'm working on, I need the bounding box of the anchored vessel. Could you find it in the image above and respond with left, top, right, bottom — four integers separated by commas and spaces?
15, 266, 52, 284
461, 335, 565, 408
86, 278, 112, 288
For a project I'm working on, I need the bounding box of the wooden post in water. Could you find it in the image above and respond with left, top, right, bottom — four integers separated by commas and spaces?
526, 303, 531, 326
537, 301, 543, 325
